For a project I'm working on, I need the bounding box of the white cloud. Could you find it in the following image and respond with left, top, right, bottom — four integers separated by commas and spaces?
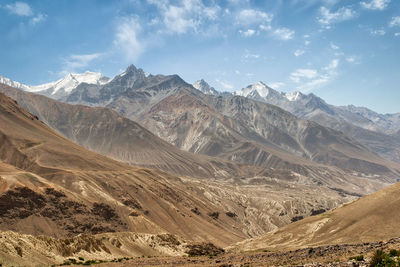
5, 2, 46, 25
236, 9, 273, 26
239, 29, 256, 37
330, 43, 340, 50
395, 32, 400, 37
114, 16, 145, 61
30, 13, 46, 25
163, 5, 198, 34
62, 53, 102, 74
318, 6, 357, 28
216, 79, 234, 90
304, 40, 311, 46
324, 59, 339, 70
290, 69, 318, 83
5, 2, 33, 16
295, 59, 339, 92
389, 16, 400, 27
271, 27, 295, 40
243, 50, 260, 59
147, 0, 221, 35
370, 29, 386, 36
360, 0, 390, 10
294, 49, 305, 57
346, 56, 360, 64
269, 82, 285, 90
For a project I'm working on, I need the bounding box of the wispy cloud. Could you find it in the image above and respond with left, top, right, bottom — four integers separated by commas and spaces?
31, 13, 47, 25
330, 43, 340, 50
290, 69, 318, 83
317, 6, 357, 29
5, 2, 33, 16
147, 0, 221, 35
389, 16, 400, 27
4, 1, 46, 25
269, 82, 285, 90
346, 56, 360, 64
294, 49, 305, 57
216, 79, 234, 90
360, 0, 391, 10
236, 9, 273, 26
294, 59, 340, 92
243, 50, 260, 59
239, 29, 256, 37
61, 53, 103, 74
271, 27, 295, 40
114, 16, 145, 61
370, 29, 386, 36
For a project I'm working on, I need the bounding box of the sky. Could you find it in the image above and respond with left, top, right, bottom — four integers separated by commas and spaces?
0, 0, 399, 113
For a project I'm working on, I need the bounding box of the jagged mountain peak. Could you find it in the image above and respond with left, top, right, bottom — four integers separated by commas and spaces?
235, 81, 281, 99
192, 79, 219, 95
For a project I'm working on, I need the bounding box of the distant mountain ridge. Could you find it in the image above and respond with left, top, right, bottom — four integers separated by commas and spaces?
231, 81, 400, 162
1, 65, 399, 173
0, 71, 110, 99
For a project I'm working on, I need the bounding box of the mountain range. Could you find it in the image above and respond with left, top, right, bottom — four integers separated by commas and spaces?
2, 67, 399, 192
1, 65, 400, 266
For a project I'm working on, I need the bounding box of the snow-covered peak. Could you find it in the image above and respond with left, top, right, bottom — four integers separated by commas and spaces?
192, 79, 219, 95
0, 71, 110, 97
284, 91, 303, 101
235, 81, 275, 98
0, 76, 31, 90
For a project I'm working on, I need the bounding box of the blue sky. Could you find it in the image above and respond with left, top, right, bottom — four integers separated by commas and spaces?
0, 0, 399, 113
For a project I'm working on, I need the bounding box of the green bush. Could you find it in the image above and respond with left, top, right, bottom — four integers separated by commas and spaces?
349, 255, 364, 261
370, 249, 397, 267
390, 249, 400, 257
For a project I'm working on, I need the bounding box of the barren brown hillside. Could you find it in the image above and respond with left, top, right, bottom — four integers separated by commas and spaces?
231, 180, 400, 252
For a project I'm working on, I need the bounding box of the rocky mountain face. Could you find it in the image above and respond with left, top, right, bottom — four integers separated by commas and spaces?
0, 91, 358, 249
234, 81, 400, 162
192, 79, 220, 95
11, 65, 396, 186
0, 83, 270, 180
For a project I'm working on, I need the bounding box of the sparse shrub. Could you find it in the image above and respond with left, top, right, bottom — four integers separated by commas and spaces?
191, 207, 201, 215
78, 257, 84, 261
207, 212, 219, 219
389, 249, 400, 257
186, 242, 224, 257
291, 216, 304, 222
225, 211, 237, 218
370, 249, 396, 267
349, 255, 364, 261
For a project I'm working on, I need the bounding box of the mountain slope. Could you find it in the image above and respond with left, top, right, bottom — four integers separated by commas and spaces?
193, 79, 220, 95
0, 83, 271, 180
33, 65, 399, 191
0, 91, 251, 246
231, 180, 400, 252
235, 81, 400, 162
1, 91, 364, 249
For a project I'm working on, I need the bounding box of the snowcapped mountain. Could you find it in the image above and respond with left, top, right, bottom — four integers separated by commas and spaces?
0, 71, 110, 99
235, 81, 305, 104
192, 79, 220, 95
0, 76, 31, 91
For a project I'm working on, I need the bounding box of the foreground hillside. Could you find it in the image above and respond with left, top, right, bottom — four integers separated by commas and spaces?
0, 92, 247, 245
231, 180, 400, 252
